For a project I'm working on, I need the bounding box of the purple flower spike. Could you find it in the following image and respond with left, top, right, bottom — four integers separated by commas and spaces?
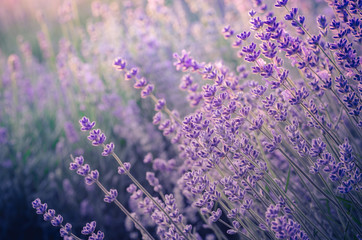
153, 112, 162, 125
275, 0, 288, 7
89, 230, 105, 240
134, 77, 148, 89
118, 166, 126, 175
113, 57, 126, 71
126, 184, 137, 193
69, 156, 84, 170
85, 170, 99, 185
32, 198, 42, 209
143, 153, 153, 163
51, 214, 63, 227
79, 117, 96, 131
222, 25, 234, 39
124, 68, 138, 80
209, 208, 222, 223
130, 67, 138, 76
118, 161, 131, 175
104, 189, 118, 203
60, 223, 72, 237
77, 164, 90, 177
43, 209, 55, 221
102, 142, 115, 156
124, 162, 131, 171
36, 203, 48, 215
75, 156, 84, 165
237, 31, 251, 41
87, 129, 106, 146
155, 98, 166, 111
82, 221, 96, 235
248, 10, 256, 17
141, 84, 154, 98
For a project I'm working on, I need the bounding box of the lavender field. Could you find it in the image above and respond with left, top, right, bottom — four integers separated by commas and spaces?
1, 0, 361, 239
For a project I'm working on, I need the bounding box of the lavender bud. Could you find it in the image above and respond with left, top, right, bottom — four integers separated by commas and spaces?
87, 129, 106, 146
134, 77, 148, 89
126, 184, 137, 194
143, 153, 153, 163
51, 215, 63, 227
77, 164, 90, 177
79, 116, 96, 131
43, 209, 55, 221
141, 84, 154, 98
104, 189, 118, 203
153, 112, 162, 125
113, 57, 126, 71
60, 223, 72, 237
155, 98, 166, 111
81, 221, 96, 235
102, 142, 115, 156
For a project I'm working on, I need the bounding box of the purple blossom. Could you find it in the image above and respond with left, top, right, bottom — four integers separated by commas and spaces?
69, 156, 84, 170
134, 77, 148, 89
146, 172, 162, 192
155, 98, 166, 111
173, 50, 202, 72
236, 31, 251, 40
35, 203, 48, 215
209, 208, 222, 223
275, 0, 288, 8
126, 184, 137, 194
104, 189, 118, 203
77, 164, 90, 177
43, 209, 55, 221
79, 116, 96, 131
250, 17, 264, 30
51, 215, 63, 227
143, 153, 153, 163
140, 84, 154, 98
32, 199, 80, 239
113, 57, 126, 71
309, 138, 326, 157
102, 142, 115, 156
317, 15, 328, 29
85, 170, 99, 185
222, 25, 234, 39
60, 223, 72, 237
87, 129, 106, 146
89, 230, 105, 240
118, 162, 131, 174
153, 112, 162, 125
285, 8, 298, 21
288, 87, 309, 105
82, 221, 97, 235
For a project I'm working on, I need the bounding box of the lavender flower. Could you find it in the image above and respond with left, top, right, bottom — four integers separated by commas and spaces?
87, 129, 106, 146
104, 189, 118, 203
32, 198, 81, 239
102, 142, 115, 156
79, 116, 96, 131
23, 0, 362, 239
81, 221, 97, 235
113, 57, 127, 71
140, 84, 154, 98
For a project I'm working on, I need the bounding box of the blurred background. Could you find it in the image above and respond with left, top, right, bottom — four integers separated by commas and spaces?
0, 0, 330, 239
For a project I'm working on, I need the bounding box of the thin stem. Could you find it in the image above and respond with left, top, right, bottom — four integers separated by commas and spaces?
94, 180, 155, 240
110, 151, 191, 240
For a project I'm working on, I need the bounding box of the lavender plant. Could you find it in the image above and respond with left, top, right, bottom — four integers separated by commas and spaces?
1, 0, 361, 239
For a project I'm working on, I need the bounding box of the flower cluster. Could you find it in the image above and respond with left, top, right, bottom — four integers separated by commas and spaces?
32, 198, 104, 240
24, 0, 362, 239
